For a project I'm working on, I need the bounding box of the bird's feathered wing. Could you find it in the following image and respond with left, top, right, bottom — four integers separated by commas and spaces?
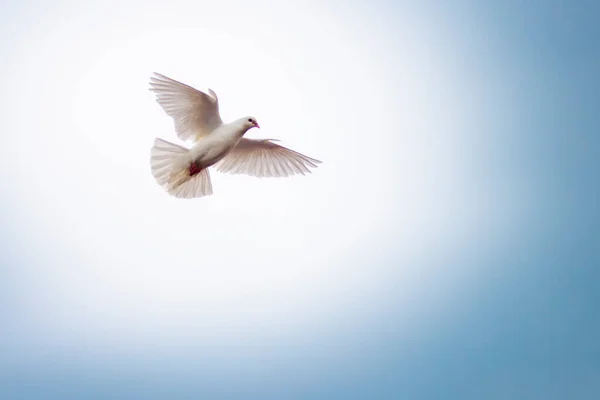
149, 73, 223, 142
215, 138, 321, 177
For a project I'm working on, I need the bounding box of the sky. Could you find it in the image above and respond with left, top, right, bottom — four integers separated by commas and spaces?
0, 0, 599, 398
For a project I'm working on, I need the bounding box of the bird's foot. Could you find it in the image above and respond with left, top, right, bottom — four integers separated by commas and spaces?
189, 163, 202, 177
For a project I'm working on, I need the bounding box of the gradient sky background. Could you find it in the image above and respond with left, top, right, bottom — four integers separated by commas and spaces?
1, 0, 599, 399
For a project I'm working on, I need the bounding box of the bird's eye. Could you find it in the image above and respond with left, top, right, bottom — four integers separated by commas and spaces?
248, 118, 253, 123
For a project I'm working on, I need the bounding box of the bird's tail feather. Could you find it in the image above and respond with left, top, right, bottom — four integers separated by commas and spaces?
150, 138, 213, 198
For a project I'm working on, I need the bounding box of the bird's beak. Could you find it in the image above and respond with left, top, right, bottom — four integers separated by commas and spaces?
255, 122, 260, 129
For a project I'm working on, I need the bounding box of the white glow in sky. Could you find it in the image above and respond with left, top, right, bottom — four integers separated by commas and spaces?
2, 0, 525, 359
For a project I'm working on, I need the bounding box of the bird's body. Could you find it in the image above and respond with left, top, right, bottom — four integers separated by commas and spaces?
187, 119, 246, 170
148, 73, 321, 198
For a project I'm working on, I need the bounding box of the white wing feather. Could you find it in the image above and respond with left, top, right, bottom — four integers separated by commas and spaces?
149, 73, 223, 142
215, 138, 321, 178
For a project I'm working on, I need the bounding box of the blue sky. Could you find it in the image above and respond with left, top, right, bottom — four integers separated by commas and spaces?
1, 0, 599, 399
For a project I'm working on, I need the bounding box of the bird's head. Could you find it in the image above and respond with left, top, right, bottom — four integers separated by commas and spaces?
243, 116, 260, 130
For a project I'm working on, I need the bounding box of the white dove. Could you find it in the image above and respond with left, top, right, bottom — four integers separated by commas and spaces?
149, 73, 321, 199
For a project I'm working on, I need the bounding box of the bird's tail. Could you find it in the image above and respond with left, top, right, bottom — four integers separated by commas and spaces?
150, 138, 213, 198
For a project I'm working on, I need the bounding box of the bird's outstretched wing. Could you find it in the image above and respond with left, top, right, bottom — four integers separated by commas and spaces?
149, 73, 223, 142
215, 138, 321, 177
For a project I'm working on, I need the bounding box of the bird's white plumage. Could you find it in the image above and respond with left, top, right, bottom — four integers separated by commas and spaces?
148, 73, 321, 199
150, 138, 213, 198
216, 138, 321, 177
149, 73, 222, 142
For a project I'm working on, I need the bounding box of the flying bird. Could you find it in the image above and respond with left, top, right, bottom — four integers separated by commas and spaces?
148, 73, 321, 198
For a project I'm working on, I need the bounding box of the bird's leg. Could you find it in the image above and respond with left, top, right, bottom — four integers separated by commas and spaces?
189, 161, 202, 177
